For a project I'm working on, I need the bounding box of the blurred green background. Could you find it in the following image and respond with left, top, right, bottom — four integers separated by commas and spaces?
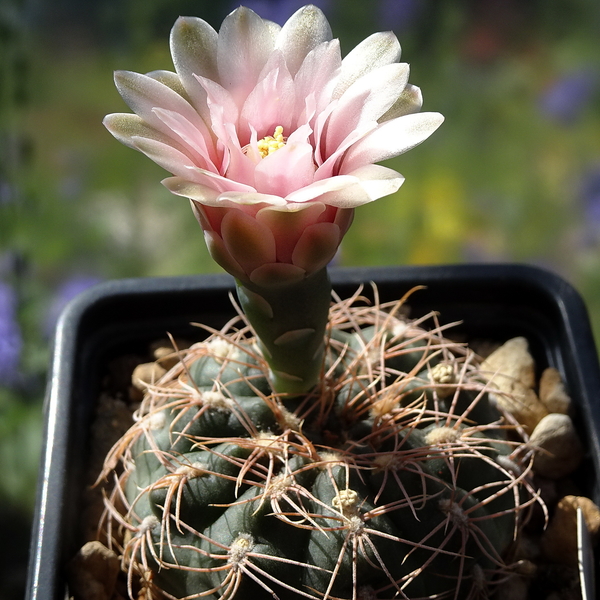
1, 0, 600, 597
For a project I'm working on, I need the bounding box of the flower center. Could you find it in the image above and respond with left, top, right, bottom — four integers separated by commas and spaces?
257, 126, 286, 158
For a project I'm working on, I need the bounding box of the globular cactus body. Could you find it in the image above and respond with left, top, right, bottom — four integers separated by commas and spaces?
103, 295, 534, 600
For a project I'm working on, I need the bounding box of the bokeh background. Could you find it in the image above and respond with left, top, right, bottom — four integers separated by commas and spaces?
2, 0, 600, 597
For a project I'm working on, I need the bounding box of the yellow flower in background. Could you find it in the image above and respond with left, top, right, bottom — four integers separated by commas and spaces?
410, 172, 469, 263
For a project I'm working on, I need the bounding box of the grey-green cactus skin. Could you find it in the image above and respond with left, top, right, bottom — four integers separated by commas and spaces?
105, 305, 532, 600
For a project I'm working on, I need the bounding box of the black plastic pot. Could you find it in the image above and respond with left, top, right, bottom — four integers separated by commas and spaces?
26, 263, 600, 600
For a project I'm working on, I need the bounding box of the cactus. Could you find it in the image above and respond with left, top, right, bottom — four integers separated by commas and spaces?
98, 6, 535, 598
100, 290, 538, 600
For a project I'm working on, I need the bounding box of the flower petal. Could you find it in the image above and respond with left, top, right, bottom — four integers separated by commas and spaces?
103, 113, 181, 151
162, 177, 220, 203
239, 51, 296, 140
194, 75, 240, 142
170, 17, 218, 80
379, 83, 423, 122
195, 75, 253, 179
217, 7, 276, 104
285, 175, 359, 204
254, 138, 316, 197
256, 202, 327, 262
293, 39, 341, 126
146, 70, 189, 99
203, 229, 247, 281
334, 207, 355, 237
193, 204, 227, 234
312, 97, 339, 167
220, 208, 277, 275
217, 190, 287, 207
276, 5, 332, 77
114, 70, 204, 139
131, 136, 198, 178
189, 199, 210, 230
163, 170, 255, 198
341, 112, 445, 172
222, 138, 258, 188
152, 107, 217, 170
325, 63, 410, 153
263, 19, 282, 42
292, 222, 341, 273
169, 16, 218, 122
312, 164, 404, 208
315, 121, 376, 181
334, 31, 402, 99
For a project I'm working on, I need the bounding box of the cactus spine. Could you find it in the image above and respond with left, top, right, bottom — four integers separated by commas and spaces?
100, 290, 536, 600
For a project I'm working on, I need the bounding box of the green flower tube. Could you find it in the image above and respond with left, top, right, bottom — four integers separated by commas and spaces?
235, 267, 331, 395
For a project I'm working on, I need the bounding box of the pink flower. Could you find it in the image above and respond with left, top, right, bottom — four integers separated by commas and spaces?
104, 5, 443, 285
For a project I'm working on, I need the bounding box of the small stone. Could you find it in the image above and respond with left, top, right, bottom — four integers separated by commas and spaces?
541, 496, 600, 568
566, 495, 600, 540
131, 362, 167, 391
481, 336, 536, 387
530, 414, 584, 479
151, 338, 189, 370
67, 541, 120, 600
480, 337, 548, 432
539, 367, 571, 415
152, 346, 179, 369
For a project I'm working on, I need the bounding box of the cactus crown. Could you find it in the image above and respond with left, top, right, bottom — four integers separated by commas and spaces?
99, 288, 538, 600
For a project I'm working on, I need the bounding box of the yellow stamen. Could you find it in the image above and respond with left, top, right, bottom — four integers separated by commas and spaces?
257, 125, 286, 158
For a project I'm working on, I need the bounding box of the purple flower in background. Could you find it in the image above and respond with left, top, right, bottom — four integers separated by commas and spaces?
461, 241, 505, 264
539, 70, 597, 125
44, 275, 102, 337
573, 165, 600, 248
581, 166, 600, 223
0, 180, 18, 205
377, 0, 422, 32
229, 0, 333, 23
0, 281, 22, 386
